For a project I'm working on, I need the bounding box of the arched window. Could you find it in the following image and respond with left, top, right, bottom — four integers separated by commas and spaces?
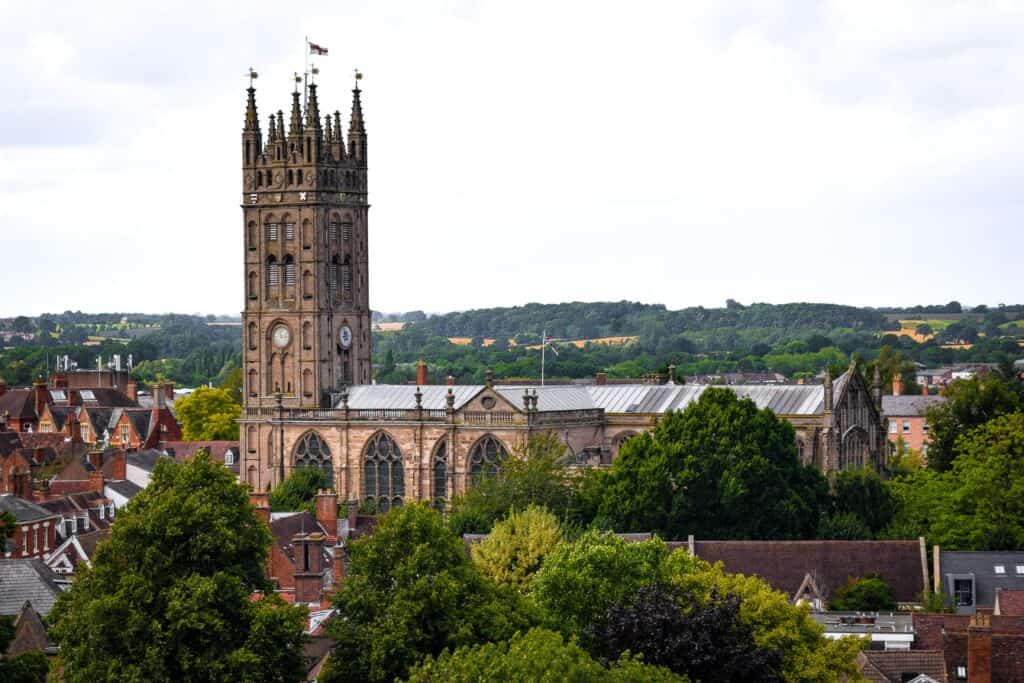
432, 439, 448, 510
247, 221, 257, 249
342, 221, 352, 241
796, 438, 806, 465
302, 219, 312, 249
246, 425, 257, 452
266, 256, 279, 291
247, 369, 257, 397
283, 255, 295, 287
469, 435, 507, 481
266, 221, 279, 241
247, 322, 257, 350
247, 466, 257, 488
256, 171, 262, 187
302, 321, 312, 349
363, 432, 404, 513
287, 169, 293, 186
294, 431, 333, 485
247, 271, 257, 299
297, 169, 303, 185
841, 429, 868, 471
302, 369, 313, 397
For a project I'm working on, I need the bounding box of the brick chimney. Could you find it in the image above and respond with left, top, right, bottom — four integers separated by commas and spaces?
316, 489, 338, 541
88, 470, 104, 493
416, 360, 428, 386
445, 375, 456, 386
33, 379, 48, 418
69, 414, 83, 444
332, 544, 347, 582
163, 382, 175, 402
126, 380, 138, 403
968, 613, 992, 683
892, 373, 904, 397
249, 490, 271, 524
595, 372, 607, 386
347, 499, 359, 535
88, 450, 103, 469
109, 449, 127, 481
151, 383, 165, 410
293, 532, 326, 604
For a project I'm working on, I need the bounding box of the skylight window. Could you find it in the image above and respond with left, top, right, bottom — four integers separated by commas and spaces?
1016, 565, 1024, 575
80, 390, 96, 401
994, 565, 1006, 575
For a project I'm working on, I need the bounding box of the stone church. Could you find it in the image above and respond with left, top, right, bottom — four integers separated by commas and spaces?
238, 80, 888, 509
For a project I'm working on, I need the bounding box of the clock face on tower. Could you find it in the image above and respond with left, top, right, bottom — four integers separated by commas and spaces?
272, 325, 291, 348
339, 325, 352, 348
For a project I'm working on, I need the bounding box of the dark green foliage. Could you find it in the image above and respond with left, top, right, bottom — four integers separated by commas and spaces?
830, 468, 898, 535
581, 389, 829, 540
269, 466, 331, 515
322, 504, 537, 683
604, 584, 782, 682
0, 615, 48, 683
817, 512, 872, 540
50, 452, 308, 683
0, 510, 16, 540
926, 374, 1022, 471
828, 575, 896, 612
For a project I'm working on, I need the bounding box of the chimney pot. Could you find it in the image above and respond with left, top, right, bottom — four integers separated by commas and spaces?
595, 372, 607, 386
892, 374, 904, 397
416, 360, 428, 386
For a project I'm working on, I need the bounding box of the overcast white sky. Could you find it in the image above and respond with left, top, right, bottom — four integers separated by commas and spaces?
2, 0, 1022, 317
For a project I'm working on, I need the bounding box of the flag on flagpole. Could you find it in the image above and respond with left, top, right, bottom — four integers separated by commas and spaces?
309, 42, 328, 56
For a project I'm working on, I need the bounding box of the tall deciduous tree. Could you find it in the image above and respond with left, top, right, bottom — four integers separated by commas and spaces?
173, 386, 242, 441
926, 374, 1021, 471
268, 466, 331, 515
471, 505, 563, 593
580, 389, 828, 539
321, 504, 536, 683
50, 452, 307, 682
829, 468, 898, 536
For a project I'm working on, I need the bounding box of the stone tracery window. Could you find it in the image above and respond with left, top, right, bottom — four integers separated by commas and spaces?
469, 435, 507, 482
294, 431, 333, 486
363, 432, 403, 513
432, 439, 447, 509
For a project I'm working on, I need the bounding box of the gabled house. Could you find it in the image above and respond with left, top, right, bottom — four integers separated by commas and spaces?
935, 550, 1024, 615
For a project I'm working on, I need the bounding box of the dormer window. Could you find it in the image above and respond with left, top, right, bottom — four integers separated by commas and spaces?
224, 450, 235, 467
108, 504, 115, 518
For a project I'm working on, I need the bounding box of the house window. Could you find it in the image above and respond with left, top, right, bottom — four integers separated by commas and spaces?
995, 565, 1006, 575
902, 421, 911, 433
953, 578, 973, 606
922, 423, 930, 433
224, 450, 235, 466
80, 425, 89, 442
889, 421, 897, 434
363, 432, 403, 513
956, 665, 967, 679
469, 435, 507, 482
120, 425, 130, 444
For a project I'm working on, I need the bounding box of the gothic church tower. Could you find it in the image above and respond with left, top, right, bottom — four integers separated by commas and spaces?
240, 79, 371, 413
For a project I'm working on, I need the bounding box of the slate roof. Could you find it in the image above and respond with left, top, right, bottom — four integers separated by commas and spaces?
6, 600, 53, 655
83, 407, 116, 433
75, 388, 136, 407
680, 539, 927, 603
269, 511, 332, 569
882, 395, 947, 417
939, 551, 1024, 608
47, 406, 79, 431
105, 479, 143, 499
0, 494, 59, 523
856, 650, 947, 683
0, 559, 63, 616
0, 389, 37, 420
130, 449, 169, 472
588, 382, 825, 415
123, 408, 154, 440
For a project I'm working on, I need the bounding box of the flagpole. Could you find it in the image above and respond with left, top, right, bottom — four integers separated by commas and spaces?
541, 328, 546, 387
303, 36, 310, 113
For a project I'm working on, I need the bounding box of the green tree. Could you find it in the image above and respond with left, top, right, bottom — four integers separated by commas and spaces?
220, 365, 244, 404
817, 511, 872, 540
830, 468, 897, 535
582, 389, 828, 539
449, 432, 576, 534
914, 323, 933, 337
828, 575, 896, 612
50, 452, 308, 682
268, 466, 331, 515
0, 613, 48, 683
405, 627, 685, 683
321, 504, 537, 682
471, 505, 563, 593
926, 374, 1021, 471
173, 386, 242, 440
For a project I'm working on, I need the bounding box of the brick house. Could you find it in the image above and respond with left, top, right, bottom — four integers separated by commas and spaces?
0, 495, 60, 560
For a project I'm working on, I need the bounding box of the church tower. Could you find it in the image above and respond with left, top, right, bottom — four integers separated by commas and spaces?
240, 77, 372, 413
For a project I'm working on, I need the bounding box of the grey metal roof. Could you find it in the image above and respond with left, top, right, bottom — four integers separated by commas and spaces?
496, 385, 596, 411
341, 385, 484, 410
0, 494, 58, 523
882, 395, 947, 417
939, 551, 1024, 609
0, 559, 63, 616
587, 383, 824, 415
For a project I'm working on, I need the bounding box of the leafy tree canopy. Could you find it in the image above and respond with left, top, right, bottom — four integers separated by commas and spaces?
269, 466, 331, 515
830, 468, 898, 536
926, 373, 1021, 471
50, 452, 307, 682
827, 575, 896, 612
578, 389, 829, 539
405, 627, 685, 683
174, 386, 242, 441
322, 504, 537, 683
471, 505, 563, 593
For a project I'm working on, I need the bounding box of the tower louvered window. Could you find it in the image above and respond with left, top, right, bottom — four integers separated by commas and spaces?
267, 223, 279, 241
267, 258, 279, 286
342, 257, 352, 299
329, 256, 339, 290
283, 257, 295, 286
329, 222, 339, 241
342, 222, 351, 241
284, 223, 295, 240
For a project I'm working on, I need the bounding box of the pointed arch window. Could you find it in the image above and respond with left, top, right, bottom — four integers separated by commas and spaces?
432, 439, 448, 510
267, 256, 279, 288
267, 222, 279, 241
284, 222, 295, 241
329, 255, 339, 290
247, 369, 257, 397
329, 220, 339, 241
283, 255, 296, 287
363, 432, 404, 513
469, 435, 507, 481
294, 431, 333, 485
247, 221, 257, 250
342, 221, 352, 241
247, 271, 257, 300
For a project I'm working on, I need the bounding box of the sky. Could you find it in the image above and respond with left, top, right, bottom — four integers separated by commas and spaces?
1, 0, 1022, 317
